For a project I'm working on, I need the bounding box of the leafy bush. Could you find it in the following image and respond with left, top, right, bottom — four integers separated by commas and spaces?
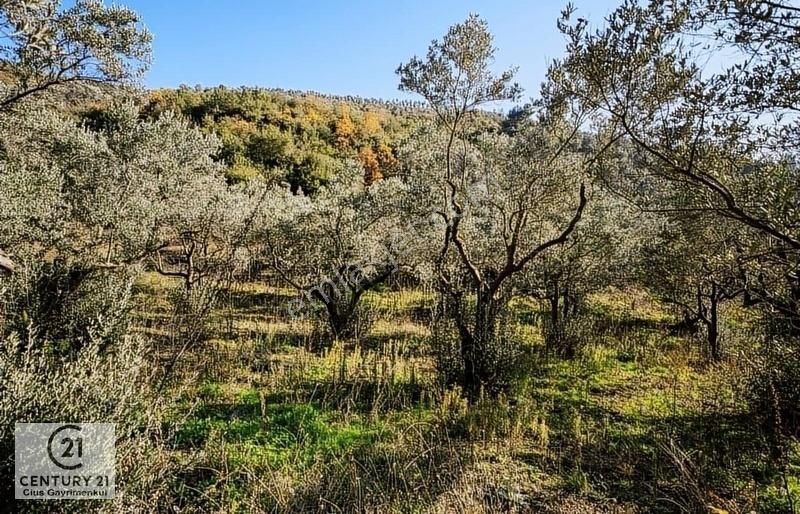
746, 341, 800, 439
0, 331, 184, 512
0, 261, 135, 354
430, 305, 523, 396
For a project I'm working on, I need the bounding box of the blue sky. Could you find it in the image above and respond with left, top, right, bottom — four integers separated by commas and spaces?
122, 0, 621, 101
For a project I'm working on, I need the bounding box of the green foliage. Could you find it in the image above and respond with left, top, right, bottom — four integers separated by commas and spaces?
3, 1, 800, 512
250, 164, 417, 342
174, 397, 377, 468
746, 342, 800, 439
0, 0, 152, 110
0, 331, 171, 511
398, 15, 601, 398
551, 0, 800, 333
142, 86, 426, 191
1, 260, 135, 353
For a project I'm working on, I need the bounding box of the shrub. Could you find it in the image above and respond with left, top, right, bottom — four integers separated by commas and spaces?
429, 304, 523, 396
0, 261, 135, 354
745, 340, 800, 440
0, 329, 184, 512
543, 311, 597, 359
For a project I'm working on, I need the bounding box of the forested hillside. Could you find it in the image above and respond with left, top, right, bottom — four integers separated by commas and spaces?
140, 87, 432, 191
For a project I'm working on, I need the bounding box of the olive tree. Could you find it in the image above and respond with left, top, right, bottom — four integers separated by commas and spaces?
522, 188, 641, 356
550, 0, 800, 333
396, 15, 618, 398
0, 98, 264, 319
0, 0, 152, 273
0, 100, 257, 358
0, 0, 151, 110
0, 110, 66, 262
550, 1, 800, 440
0, 102, 243, 288
640, 215, 745, 360
253, 164, 416, 340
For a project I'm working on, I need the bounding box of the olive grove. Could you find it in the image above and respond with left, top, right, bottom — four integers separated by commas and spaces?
2, 1, 800, 511
395, 15, 628, 398
551, 0, 800, 333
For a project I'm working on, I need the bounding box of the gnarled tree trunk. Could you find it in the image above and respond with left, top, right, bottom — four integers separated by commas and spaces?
455, 286, 504, 401
308, 264, 395, 344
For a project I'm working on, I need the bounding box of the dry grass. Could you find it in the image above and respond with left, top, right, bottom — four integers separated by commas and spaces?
98, 277, 800, 512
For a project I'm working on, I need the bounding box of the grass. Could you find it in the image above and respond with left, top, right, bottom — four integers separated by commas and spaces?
174, 399, 379, 468
130, 273, 800, 513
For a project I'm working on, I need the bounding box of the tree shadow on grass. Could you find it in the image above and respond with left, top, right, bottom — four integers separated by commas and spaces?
527, 396, 771, 513
299, 378, 437, 414
514, 353, 778, 512
166, 392, 474, 512
359, 331, 428, 357
592, 314, 667, 337
513, 302, 668, 340
222, 288, 297, 315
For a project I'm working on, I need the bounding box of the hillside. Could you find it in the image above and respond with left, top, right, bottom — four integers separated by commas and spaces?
141, 86, 433, 192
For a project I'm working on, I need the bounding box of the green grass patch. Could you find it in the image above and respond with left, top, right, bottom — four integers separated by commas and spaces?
173, 389, 382, 468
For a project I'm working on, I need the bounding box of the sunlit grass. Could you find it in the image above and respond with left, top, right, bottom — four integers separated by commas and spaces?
141, 283, 796, 513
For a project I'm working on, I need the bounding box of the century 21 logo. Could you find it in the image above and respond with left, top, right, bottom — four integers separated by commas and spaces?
47, 424, 84, 470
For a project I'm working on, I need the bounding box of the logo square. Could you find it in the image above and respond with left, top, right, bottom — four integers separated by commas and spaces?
15, 423, 115, 500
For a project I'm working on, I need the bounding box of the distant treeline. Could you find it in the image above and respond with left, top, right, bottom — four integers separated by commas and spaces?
140, 85, 436, 192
